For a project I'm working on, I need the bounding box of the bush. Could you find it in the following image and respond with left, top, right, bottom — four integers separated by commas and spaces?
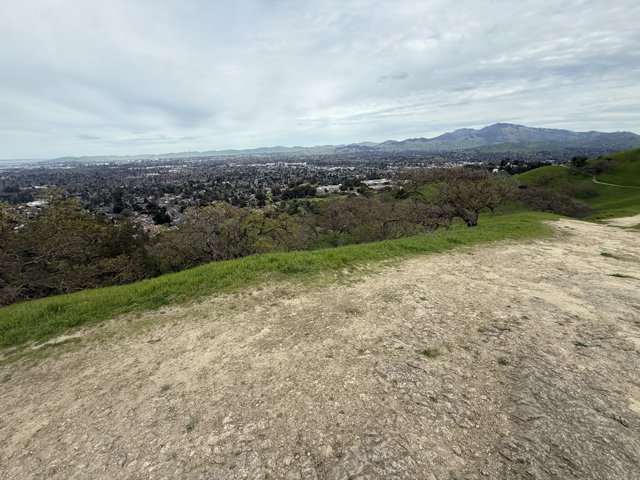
568, 182, 598, 199
517, 186, 593, 218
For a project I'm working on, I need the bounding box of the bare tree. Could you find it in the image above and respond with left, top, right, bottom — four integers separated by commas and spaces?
399, 167, 516, 227
150, 203, 295, 272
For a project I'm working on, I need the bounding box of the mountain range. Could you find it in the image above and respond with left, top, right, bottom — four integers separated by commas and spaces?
49, 123, 640, 162
369, 123, 640, 152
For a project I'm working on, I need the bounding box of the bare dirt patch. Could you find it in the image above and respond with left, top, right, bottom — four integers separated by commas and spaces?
605, 212, 640, 228
1, 218, 639, 479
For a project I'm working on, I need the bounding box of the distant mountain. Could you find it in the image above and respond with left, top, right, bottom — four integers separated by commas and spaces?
370, 123, 640, 152
191, 123, 640, 155
43, 123, 640, 163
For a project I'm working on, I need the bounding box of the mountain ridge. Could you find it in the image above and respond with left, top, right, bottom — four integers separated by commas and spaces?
42, 123, 640, 163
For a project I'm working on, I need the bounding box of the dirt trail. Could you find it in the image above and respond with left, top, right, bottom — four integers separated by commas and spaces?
606, 212, 640, 228
592, 176, 640, 189
1, 218, 639, 479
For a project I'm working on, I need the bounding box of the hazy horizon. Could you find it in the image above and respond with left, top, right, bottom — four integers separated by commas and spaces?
2, 121, 640, 163
1, 0, 639, 158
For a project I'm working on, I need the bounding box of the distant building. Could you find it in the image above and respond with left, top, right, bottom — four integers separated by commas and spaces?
316, 185, 341, 195
362, 179, 391, 190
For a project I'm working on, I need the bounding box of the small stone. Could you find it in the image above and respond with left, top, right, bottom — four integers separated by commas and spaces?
320, 445, 334, 458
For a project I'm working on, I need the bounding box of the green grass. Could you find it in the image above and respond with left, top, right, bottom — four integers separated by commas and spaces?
518, 149, 640, 188
0, 211, 557, 350
595, 149, 640, 187
421, 347, 441, 358
517, 165, 579, 186
517, 149, 640, 220
585, 183, 640, 220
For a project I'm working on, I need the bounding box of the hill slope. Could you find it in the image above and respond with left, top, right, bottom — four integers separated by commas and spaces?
595, 148, 640, 187
0, 212, 555, 351
518, 148, 640, 219
1, 218, 639, 479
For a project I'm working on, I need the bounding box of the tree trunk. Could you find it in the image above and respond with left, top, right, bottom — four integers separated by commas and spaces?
463, 210, 479, 227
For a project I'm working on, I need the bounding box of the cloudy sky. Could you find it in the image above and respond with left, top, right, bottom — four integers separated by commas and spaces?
1, 0, 639, 158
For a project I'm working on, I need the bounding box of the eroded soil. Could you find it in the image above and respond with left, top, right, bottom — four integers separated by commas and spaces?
1, 218, 639, 479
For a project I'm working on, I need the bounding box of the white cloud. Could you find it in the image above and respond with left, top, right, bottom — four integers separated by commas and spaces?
0, 0, 639, 157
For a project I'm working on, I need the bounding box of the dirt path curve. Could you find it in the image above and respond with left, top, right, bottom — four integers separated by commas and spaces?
605, 212, 640, 228
592, 176, 640, 189
1, 219, 639, 479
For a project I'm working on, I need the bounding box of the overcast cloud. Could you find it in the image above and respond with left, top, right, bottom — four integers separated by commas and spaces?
1, 0, 639, 158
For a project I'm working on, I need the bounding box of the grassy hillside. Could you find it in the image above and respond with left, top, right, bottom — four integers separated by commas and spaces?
517, 165, 578, 184
0, 211, 557, 352
517, 148, 640, 219
595, 149, 640, 186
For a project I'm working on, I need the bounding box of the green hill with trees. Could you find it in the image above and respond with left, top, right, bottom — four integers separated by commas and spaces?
517, 148, 640, 219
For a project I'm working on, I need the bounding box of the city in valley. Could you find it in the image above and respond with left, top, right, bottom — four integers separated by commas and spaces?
0, 149, 583, 231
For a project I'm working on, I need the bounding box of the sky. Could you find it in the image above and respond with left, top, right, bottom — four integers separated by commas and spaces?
0, 0, 639, 159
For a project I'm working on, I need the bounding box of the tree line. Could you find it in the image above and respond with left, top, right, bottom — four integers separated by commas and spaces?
1, 167, 517, 306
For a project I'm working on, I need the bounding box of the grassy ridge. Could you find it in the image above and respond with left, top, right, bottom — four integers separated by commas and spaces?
0, 211, 557, 350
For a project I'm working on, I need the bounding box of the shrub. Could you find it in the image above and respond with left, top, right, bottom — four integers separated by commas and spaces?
517, 186, 593, 218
